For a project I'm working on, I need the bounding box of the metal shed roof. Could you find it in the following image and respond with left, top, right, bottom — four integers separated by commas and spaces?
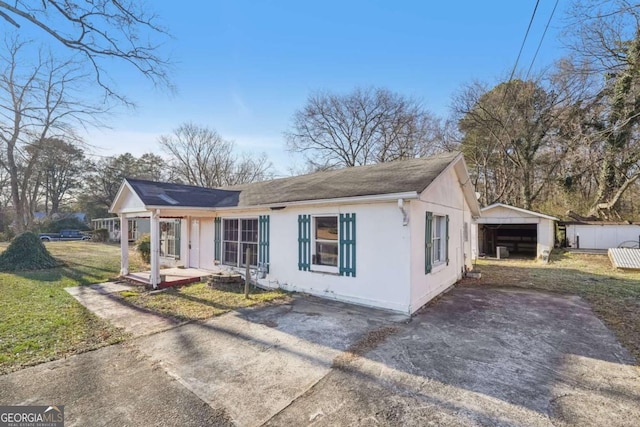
608, 248, 640, 270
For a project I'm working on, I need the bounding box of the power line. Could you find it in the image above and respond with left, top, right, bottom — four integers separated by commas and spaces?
526, 0, 560, 78
499, 0, 542, 108
507, 0, 541, 83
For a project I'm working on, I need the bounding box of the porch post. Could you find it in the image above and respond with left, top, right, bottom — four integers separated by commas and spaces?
119, 214, 129, 276
150, 210, 161, 288
183, 215, 190, 268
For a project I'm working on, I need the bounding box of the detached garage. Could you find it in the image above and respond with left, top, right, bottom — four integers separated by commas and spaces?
473, 203, 558, 260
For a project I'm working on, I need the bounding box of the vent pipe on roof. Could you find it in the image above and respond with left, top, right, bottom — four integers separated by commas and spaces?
398, 199, 409, 226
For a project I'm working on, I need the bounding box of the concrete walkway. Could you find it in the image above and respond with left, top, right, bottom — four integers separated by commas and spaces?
65, 282, 182, 337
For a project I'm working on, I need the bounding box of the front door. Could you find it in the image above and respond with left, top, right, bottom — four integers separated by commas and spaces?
189, 219, 200, 268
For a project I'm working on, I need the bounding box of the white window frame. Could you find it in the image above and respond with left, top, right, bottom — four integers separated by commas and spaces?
311, 215, 339, 274
222, 217, 259, 267
432, 214, 446, 266
160, 219, 181, 259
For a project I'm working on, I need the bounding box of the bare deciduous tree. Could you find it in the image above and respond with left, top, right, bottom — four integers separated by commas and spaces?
0, 0, 171, 102
286, 87, 440, 169
159, 123, 273, 187
564, 0, 640, 218
0, 38, 103, 232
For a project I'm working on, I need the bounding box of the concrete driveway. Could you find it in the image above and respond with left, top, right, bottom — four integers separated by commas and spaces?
2, 287, 639, 426
268, 288, 640, 426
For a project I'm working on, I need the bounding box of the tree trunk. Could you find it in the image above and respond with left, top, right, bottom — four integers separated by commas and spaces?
7, 142, 25, 233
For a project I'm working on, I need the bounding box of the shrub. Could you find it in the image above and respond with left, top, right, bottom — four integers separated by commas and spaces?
136, 233, 151, 264
0, 229, 15, 242
92, 228, 110, 243
0, 232, 61, 271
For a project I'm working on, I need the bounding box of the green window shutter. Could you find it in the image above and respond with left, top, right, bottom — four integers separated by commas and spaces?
259, 215, 270, 272
298, 215, 311, 271
339, 213, 356, 277
425, 211, 433, 274
445, 215, 450, 266
214, 217, 221, 261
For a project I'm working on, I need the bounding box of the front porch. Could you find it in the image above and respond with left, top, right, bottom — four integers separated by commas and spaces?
125, 267, 219, 289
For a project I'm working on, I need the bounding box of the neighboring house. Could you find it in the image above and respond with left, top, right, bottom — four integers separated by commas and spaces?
33, 212, 88, 224
561, 221, 640, 250
92, 217, 150, 242
473, 203, 558, 259
109, 151, 481, 315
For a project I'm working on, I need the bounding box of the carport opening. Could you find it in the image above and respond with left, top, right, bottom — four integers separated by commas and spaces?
479, 224, 537, 258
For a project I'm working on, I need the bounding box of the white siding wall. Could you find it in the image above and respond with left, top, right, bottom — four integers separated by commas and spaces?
538, 219, 555, 257
566, 224, 640, 249
256, 202, 412, 313
409, 166, 473, 313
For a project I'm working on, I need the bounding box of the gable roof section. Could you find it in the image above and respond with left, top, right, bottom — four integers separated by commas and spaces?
110, 151, 470, 212
224, 151, 460, 206
481, 203, 558, 221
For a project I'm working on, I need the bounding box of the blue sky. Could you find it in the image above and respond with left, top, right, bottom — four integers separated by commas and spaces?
76, 1, 567, 175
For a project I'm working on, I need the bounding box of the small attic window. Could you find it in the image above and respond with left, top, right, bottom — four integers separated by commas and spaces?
158, 194, 179, 205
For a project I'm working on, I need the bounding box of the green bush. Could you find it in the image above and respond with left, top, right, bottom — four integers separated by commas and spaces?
92, 228, 110, 242
0, 229, 15, 242
0, 232, 61, 271
136, 233, 151, 264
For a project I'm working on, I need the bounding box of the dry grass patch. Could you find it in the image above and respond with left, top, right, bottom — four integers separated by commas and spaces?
462, 250, 640, 363
0, 242, 144, 374
118, 282, 290, 321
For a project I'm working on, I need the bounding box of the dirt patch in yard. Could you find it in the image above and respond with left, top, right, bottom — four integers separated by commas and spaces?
462, 250, 640, 364
117, 282, 290, 321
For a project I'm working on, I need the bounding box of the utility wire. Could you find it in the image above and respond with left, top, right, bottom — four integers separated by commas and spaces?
499, 0, 541, 108
508, 0, 541, 84
526, 0, 560, 78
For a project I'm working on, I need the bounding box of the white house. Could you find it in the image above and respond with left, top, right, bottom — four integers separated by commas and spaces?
562, 221, 640, 250
92, 217, 150, 241
473, 203, 558, 259
109, 151, 481, 315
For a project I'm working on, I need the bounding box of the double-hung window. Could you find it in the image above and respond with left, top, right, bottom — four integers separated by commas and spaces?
425, 212, 448, 273
223, 218, 258, 267
311, 216, 339, 272
299, 213, 356, 276
433, 215, 444, 263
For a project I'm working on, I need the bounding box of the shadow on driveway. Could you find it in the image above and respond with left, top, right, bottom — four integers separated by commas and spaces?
4, 287, 639, 426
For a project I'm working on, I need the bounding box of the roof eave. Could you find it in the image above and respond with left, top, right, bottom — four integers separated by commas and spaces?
481, 203, 558, 221
421, 153, 481, 217
141, 191, 421, 213
109, 179, 138, 214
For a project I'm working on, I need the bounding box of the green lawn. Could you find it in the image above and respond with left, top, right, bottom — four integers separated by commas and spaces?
462, 250, 640, 363
0, 241, 287, 374
0, 242, 144, 374
119, 281, 289, 321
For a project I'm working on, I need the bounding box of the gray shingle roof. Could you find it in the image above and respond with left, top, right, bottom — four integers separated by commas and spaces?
223, 151, 460, 206
126, 178, 239, 208
125, 151, 460, 209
